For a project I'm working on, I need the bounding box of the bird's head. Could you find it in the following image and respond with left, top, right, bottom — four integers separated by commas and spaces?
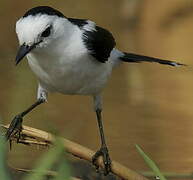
15, 6, 66, 65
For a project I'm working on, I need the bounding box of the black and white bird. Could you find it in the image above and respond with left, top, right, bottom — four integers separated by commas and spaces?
6, 6, 184, 174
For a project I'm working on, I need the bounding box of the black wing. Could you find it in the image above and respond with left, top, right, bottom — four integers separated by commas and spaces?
82, 25, 116, 63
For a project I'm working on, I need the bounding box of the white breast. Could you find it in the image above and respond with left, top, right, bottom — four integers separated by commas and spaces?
27, 21, 118, 95
27, 31, 114, 95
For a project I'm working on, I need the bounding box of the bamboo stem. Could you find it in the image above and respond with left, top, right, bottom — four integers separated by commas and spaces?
141, 171, 193, 179
2, 124, 149, 180
10, 167, 81, 180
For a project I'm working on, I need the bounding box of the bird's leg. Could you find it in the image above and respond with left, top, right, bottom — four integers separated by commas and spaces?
5, 99, 45, 141
92, 95, 111, 175
5, 84, 47, 141
92, 109, 111, 175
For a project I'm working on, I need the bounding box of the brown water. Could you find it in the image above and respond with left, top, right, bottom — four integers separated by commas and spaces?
1, 0, 193, 176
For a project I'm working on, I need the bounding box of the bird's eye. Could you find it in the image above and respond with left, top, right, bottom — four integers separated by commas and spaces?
41, 26, 51, 38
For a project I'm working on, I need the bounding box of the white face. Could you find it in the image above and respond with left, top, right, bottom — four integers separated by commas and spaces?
16, 14, 63, 49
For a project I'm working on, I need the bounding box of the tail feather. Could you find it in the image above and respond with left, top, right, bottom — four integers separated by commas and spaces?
120, 52, 185, 67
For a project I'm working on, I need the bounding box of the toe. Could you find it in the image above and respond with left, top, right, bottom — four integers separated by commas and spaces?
5, 115, 23, 140
103, 151, 111, 175
92, 150, 102, 170
92, 146, 112, 175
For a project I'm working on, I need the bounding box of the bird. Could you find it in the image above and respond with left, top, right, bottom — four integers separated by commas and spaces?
6, 6, 184, 175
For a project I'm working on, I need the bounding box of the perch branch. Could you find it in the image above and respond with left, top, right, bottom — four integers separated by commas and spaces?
2, 124, 149, 180
10, 167, 81, 180
141, 171, 193, 179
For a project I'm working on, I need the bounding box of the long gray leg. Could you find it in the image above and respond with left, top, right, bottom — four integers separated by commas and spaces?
92, 95, 111, 175
6, 84, 47, 140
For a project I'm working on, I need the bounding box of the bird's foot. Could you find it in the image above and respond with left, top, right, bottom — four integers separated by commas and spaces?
92, 146, 111, 175
5, 114, 23, 142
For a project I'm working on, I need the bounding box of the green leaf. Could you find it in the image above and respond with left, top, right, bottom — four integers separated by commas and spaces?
53, 155, 70, 180
24, 138, 69, 180
136, 144, 167, 180
0, 135, 11, 180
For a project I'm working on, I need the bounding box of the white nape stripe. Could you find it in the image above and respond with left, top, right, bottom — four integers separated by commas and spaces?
83, 20, 96, 32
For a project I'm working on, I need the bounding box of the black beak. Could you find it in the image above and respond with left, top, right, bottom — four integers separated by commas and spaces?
15, 43, 37, 65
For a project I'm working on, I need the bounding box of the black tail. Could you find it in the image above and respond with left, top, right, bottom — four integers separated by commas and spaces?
120, 52, 185, 66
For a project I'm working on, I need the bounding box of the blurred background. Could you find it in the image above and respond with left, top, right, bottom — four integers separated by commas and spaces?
0, 0, 193, 177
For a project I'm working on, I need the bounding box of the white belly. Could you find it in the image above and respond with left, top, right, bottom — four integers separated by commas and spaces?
27, 52, 113, 95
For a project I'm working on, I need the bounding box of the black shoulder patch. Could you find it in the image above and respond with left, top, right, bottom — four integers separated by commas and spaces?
23, 6, 65, 18
82, 26, 116, 63
68, 18, 88, 28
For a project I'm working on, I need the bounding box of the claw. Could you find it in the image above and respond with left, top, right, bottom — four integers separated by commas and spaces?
5, 99, 44, 143
5, 114, 23, 141
92, 146, 111, 175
